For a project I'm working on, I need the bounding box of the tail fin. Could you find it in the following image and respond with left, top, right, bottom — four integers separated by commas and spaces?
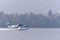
7, 22, 11, 28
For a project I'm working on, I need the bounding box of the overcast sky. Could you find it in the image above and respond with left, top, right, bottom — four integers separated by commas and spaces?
0, 0, 60, 14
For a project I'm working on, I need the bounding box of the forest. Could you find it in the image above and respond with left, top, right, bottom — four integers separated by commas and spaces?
0, 10, 60, 28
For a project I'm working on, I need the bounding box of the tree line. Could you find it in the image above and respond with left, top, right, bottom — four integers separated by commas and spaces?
0, 10, 60, 28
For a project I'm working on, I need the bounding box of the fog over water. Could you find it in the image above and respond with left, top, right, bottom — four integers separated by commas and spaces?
0, 0, 60, 40
0, 28, 60, 40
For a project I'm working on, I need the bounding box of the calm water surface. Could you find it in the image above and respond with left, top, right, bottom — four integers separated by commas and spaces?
0, 28, 60, 40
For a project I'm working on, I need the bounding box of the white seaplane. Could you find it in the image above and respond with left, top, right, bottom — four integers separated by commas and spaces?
0, 23, 28, 31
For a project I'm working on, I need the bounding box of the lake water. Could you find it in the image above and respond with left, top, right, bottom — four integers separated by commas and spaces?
0, 28, 60, 40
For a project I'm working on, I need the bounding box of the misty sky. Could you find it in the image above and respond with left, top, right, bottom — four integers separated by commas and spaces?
0, 0, 60, 14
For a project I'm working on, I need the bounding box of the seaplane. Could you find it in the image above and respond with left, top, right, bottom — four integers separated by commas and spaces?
0, 23, 28, 31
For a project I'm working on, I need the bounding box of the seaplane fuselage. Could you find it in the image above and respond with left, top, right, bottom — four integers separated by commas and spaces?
6, 22, 28, 30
